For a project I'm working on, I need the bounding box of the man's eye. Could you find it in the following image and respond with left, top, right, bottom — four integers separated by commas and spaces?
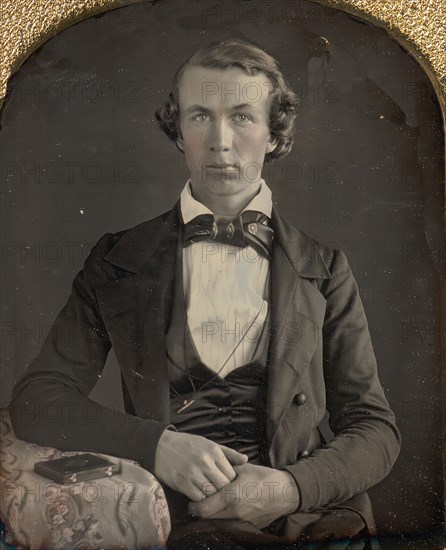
194, 113, 210, 122
234, 114, 252, 123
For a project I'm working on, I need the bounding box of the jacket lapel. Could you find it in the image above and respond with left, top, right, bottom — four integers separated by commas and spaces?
267, 207, 331, 465
96, 205, 181, 422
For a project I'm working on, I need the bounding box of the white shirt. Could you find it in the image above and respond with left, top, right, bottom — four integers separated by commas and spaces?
179, 179, 272, 377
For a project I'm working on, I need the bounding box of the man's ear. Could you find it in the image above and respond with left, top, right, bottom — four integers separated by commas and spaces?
176, 129, 185, 152
266, 135, 278, 154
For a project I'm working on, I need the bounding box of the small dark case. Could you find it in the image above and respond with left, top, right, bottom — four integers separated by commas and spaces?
34, 453, 120, 484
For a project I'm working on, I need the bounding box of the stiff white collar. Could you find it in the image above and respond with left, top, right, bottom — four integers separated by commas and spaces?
179, 178, 273, 224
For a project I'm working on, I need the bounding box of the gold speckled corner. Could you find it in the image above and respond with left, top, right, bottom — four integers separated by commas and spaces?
0, 0, 146, 105
0, 0, 445, 115
320, 0, 446, 119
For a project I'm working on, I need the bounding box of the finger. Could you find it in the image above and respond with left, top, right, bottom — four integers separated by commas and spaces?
188, 490, 228, 518
203, 458, 238, 487
214, 457, 237, 484
194, 477, 219, 497
219, 445, 248, 465
185, 481, 208, 503
207, 503, 242, 521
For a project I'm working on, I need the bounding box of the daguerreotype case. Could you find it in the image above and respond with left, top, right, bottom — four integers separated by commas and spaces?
34, 453, 120, 485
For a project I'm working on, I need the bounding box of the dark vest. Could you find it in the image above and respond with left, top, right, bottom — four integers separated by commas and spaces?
165, 228, 271, 464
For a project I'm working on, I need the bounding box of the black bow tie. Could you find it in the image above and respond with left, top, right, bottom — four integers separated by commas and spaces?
182, 210, 274, 259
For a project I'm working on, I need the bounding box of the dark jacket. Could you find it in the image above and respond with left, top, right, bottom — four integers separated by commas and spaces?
10, 203, 401, 520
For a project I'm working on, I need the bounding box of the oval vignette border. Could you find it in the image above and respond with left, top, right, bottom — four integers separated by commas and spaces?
1, 0, 445, 534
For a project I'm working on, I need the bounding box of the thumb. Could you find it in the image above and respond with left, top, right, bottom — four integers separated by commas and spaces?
219, 445, 248, 465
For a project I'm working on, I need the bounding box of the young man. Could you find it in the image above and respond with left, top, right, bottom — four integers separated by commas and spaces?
10, 39, 400, 548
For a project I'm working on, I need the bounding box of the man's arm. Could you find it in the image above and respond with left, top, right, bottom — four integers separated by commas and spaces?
9, 232, 249, 489
9, 233, 170, 473
284, 247, 401, 512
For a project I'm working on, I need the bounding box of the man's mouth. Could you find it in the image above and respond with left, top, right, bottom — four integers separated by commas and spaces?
205, 163, 239, 172
202, 163, 241, 182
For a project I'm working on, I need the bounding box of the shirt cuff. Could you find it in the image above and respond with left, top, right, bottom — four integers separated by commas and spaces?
279, 467, 303, 513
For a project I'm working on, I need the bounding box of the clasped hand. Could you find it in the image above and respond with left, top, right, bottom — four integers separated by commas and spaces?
154, 430, 248, 502
189, 462, 299, 528
154, 430, 300, 528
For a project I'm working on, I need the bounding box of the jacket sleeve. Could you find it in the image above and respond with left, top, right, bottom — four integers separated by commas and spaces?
284, 248, 401, 512
9, 233, 171, 474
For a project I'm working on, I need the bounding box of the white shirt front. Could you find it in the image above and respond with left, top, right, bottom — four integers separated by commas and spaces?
179, 179, 272, 378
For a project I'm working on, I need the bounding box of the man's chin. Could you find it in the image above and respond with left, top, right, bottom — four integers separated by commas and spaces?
190, 173, 262, 197
210, 180, 258, 196
201, 174, 243, 189
203, 171, 240, 183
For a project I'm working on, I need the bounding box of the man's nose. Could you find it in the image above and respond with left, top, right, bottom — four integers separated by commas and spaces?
209, 117, 232, 152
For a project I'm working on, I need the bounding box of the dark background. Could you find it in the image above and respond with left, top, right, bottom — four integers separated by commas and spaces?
1, 0, 444, 539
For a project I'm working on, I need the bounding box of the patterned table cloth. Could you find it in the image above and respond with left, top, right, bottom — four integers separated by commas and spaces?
0, 407, 171, 549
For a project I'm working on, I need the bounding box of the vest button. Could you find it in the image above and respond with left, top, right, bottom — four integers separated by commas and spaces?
294, 392, 307, 406
300, 450, 310, 458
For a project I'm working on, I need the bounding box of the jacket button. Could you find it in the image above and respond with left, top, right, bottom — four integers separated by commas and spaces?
300, 450, 310, 458
293, 392, 307, 406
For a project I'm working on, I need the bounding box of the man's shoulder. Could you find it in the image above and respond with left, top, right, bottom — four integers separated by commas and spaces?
81, 207, 178, 282
91, 208, 176, 258
273, 209, 342, 278
294, 226, 339, 269
111, 208, 175, 244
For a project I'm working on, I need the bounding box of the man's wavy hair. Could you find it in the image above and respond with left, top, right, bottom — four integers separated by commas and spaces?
155, 38, 299, 163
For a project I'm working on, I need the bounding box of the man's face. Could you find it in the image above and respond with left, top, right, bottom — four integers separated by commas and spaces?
177, 65, 277, 203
